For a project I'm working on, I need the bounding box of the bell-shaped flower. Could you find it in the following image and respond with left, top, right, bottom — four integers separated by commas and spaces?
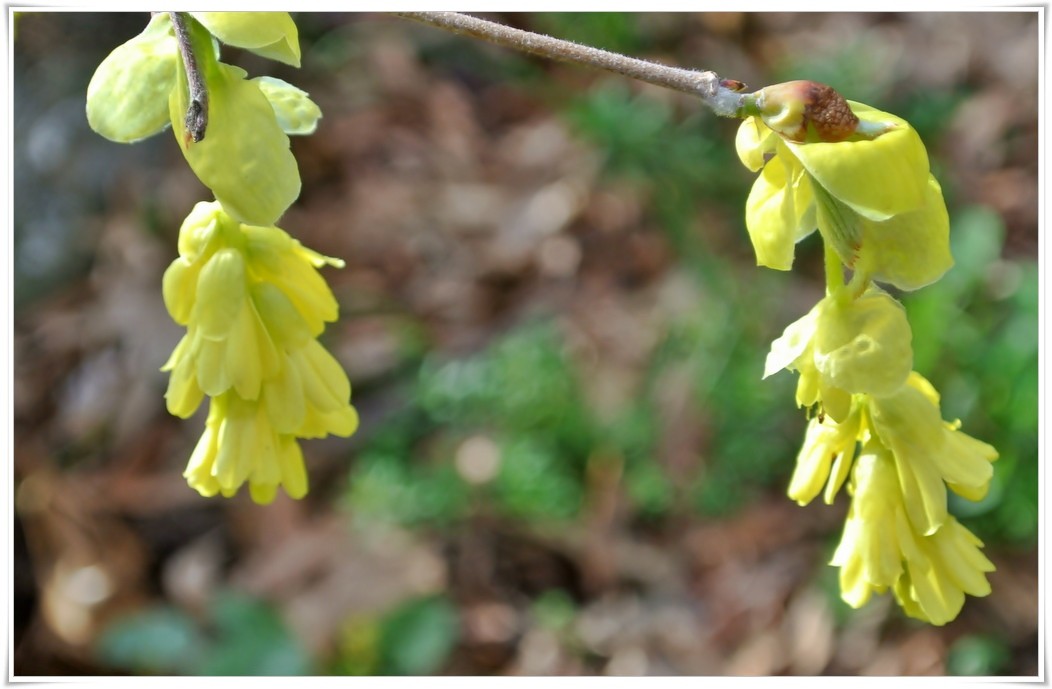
831, 442, 914, 609
892, 516, 996, 626
788, 406, 861, 506
831, 441, 995, 623
867, 372, 998, 536
765, 288, 913, 422
262, 339, 361, 439
183, 391, 310, 504
736, 81, 952, 290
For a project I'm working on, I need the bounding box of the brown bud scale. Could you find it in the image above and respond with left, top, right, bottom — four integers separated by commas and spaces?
804, 83, 859, 143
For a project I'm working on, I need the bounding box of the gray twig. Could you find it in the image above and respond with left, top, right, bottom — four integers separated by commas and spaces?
393, 11, 746, 117
169, 12, 208, 142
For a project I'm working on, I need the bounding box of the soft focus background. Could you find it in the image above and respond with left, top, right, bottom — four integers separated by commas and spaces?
12, 11, 1039, 677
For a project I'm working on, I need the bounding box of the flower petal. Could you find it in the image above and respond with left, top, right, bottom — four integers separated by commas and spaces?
789, 411, 860, 506
764, 304, 819, 379
744, 155, 815, 271
735, 116, 776, 172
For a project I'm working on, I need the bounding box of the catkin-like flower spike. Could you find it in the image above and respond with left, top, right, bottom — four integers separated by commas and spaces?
162, 201, 358, 501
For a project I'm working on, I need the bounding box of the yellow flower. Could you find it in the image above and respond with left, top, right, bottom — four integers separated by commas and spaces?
86, 13, 320, 226
867, 372, 998, 536
765, 288, 913, 422
162, 202, 358, 500
831, 441, 994, 624
736, 82, 952, 290
831, 442, 912, 609
183, 391, 310, 504
892, 516, 996, 626
788, 407, 860, 506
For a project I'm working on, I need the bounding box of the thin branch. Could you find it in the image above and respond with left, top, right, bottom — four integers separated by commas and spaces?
169, 11, 209, 142
393, 11, 747, 118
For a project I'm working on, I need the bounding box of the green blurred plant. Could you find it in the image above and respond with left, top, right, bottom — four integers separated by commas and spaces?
344, 324, 593, 526
332, 595, 459, 676
566, 83, 745, 256
97, 591, 312, 675
946, 633, 1013, 675
531, 13, 644, 56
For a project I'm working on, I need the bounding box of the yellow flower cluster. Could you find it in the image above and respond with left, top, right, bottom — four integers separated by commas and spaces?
741, 81, 998, 625
162, 202, 358, 503
87, 13, 354, 502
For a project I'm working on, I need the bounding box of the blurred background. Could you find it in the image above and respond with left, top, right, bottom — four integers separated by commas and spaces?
12, 11, 1039, 677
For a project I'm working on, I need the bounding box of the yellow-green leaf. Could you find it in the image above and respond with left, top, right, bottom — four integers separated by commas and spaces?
190, 12, 300, 67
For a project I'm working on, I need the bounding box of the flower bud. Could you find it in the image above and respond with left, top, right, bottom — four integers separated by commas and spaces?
753, 80, 860, 143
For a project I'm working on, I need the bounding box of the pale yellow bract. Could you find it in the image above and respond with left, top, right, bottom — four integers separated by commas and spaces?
736, 101, 953, 291
86, 12, 320, 227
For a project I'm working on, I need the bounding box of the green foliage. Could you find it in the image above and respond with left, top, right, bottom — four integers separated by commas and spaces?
377, 596, 460, 675
331, 595, 460, 676
344, 324, 593, 526
531, 588, 578, 632
902, 207, 1038, 544
565, 83, 746, 254
97, 591, 312, 676
96, 607, 201, 675
491, 436, 583, 521
531, 13, 644, 55
946, 634, 1012, 675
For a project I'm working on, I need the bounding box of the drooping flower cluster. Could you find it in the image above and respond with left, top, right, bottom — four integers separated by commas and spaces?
162, 202, 358, 503
87, 13, 355, 502
740, 81, 997, 625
